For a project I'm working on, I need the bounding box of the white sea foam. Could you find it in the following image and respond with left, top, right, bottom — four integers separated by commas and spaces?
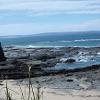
74, 39, 100, 42
27, 45, 64, 48
97, 52, 100, 55
58, 39, 100, 43
58, 40, 71, 43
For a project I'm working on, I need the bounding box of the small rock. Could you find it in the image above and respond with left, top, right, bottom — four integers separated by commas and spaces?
64, 58, 76, 63
67, 79, 74, 82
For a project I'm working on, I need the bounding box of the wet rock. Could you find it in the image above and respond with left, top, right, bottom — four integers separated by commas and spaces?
0, 42, 6, 62
0, 47, 100, 79
30, 52, 56, 61
0, 61, 7, 66
11, 59, 28, 72
0, 64, 14, 70
26, 60, 45, 69
64, 58, 76, 63
37, 54, 54, 61
6, 51, 30, 59
29, 48, 65, 61
45, 58, 60, 67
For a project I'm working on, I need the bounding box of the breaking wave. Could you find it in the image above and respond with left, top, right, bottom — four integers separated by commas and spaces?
58, 39, 100, 43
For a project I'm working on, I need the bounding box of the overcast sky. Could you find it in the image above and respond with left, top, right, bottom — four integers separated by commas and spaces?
0, 0, 100, 36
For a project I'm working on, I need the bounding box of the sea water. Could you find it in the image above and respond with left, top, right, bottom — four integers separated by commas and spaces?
0, 32, 100, 47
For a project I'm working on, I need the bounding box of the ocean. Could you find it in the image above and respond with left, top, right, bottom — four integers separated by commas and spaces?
0, 31, 100, 47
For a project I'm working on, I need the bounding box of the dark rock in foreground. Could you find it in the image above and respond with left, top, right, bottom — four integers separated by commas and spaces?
0, 42, 6, 62
0, 62, 100, 79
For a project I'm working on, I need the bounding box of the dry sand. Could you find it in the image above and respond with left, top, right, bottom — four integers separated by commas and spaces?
0, 74, 100, 100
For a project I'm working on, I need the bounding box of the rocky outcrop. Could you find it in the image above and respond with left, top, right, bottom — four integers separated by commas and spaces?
0, 47, 100, 79
0, 42, 6, 62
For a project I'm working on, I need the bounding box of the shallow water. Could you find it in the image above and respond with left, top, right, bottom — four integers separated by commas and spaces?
48, 54, 100, 71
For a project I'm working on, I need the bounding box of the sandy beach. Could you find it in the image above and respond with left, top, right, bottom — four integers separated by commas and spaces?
0, 67, 100, 100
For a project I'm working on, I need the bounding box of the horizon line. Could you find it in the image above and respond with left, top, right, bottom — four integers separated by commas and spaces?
0, 30, 100, 37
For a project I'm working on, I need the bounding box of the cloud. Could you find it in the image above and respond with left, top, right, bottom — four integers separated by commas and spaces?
0, 19, 100, 36
0, 0, 100, 14
67, 19, 100, 31
0, 0, 99, 36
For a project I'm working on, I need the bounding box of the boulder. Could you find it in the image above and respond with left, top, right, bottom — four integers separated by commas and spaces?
0, 42, 6, 62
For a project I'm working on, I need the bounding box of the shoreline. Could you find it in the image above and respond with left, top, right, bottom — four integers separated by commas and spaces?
3, 45, 100, 49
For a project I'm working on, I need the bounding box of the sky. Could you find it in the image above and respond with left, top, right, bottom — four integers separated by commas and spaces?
0, 0, 100, 36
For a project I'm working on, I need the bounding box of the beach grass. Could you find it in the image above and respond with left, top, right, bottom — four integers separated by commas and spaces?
5, 80, 12, 100
5, 64, 43, 100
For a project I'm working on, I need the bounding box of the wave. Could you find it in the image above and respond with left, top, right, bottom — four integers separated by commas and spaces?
8, 45, 99, 49
58, 39, 100, 43
74, 39, 100, 42
27, 45, 64, 48
3, 38, 100, 48
4, 45, 100, 49
10, 45, 65, 48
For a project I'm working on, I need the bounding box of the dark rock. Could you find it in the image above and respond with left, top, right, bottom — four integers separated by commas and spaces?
0, 47, 100, 80
0, 61, 7, 66
45, 58, 60, 67
31, 53, 56, 61
0, 42, 6, 62
0, 83, 4, 85
66, 79, 74, 82
6, 51, 30, 59
11, 59, 28, 71
37, 54, 53, 61
26, 60, 45, 70
64, 58, 76, 63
